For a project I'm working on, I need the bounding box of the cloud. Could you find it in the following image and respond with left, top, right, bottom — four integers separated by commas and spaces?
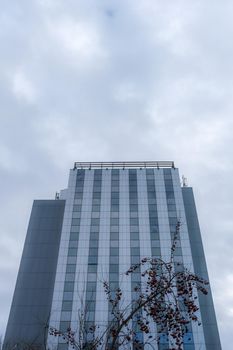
0, 1, 232, 348
12, 69, 37, 103
47, 16, 108, 67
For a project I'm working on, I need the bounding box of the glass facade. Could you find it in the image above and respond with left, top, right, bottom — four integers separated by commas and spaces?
4, 163, 221, 350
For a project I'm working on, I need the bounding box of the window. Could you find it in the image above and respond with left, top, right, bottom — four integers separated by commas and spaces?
111, 198, 119, 205
168, 211, 177, 218
110, 240, 119, 248
70, 232, 79, 240
92, 198, 101, 205
68, 248, 77, 256
86, 311, 95, 321
88, 264, 97, 272
58, 343, 68, 350
72, 211, 81, 219
92, 205, 100, 212
151, 247, 161, 256
130, 225, 139, 233
151, 240, 160, 247
110, 248, 118, 256
150, 218, 158, 225
69, 241, 78, 248
110, 218, 119, 225
149, 209, 157, 217
131, 256, 140, 264
129, 192, 137, 199
61, 311, 72, 321
86, 291, 96, 299
167, 204, 176, 211
129, 198, 138, 205
167, 198, 175, 204
112, 169, 120, 175
147, 179, 155, 186
130, 232, 139, 240
148, 192, 156, 199
93, 192, 101, 199
130, 241, 139, 248
64, 282, 74, 292
109, 264, 118, 273
87, 273, 97, 282
131, 272, 141, 282
111, 192, 119, 198
74, 193, 83, 199
73, 205, 82, 212
150, 225, 159, 233
129, 179, 137, 186
110, 256, 119, 264
90, 226, 99, 233
165, 191, 174, 199
109, 273, 119, 282
130, 211, 138, 218
111, 180, 119, 186
111, 211, 119, 218
88, 256, 98, 264
147, 185, 156, 192
110, 231, 119, 240
146, 174, 154, 180
109, 282, 118, 290
150, 231, 160, 240
65, 273, 75, 282
130, 205, 138, 212
131, 247, 140, 256
173, 247, 182, 256
130, 218, 139, 225
89, 240, 98, 248
63, 292, 73, 301
90, 234, 99, 242
169, 217, 178, 224
86, 282, 96, 291
86, 301, 95, 311
111, 205, 119, 212
59, 321, 71, 332
148, 198, 156, 204
62, 301, 72, 311
110, 225, 119, 233
164, 174, 172, 180
71, 218, 80, 226
110, 240, 119, 247
91, 218, 100, 225
89, 248, 98, 256
67, 257, 76, 264
66, 264, 76, 273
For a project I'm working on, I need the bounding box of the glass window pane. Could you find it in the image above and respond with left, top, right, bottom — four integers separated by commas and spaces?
63, 292, 73, 301
64, 282, 74, 292
69, 241, 78, 248
65, 273, 75, 282
89, 248, 98, 256
66, 264, 76, 273
110, 240, 119, 247
62, 301, 72, 311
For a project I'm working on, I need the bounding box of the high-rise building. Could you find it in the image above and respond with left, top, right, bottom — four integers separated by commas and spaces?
4, 162, 221, 350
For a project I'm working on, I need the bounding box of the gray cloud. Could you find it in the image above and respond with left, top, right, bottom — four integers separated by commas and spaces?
0, 1, 232, 348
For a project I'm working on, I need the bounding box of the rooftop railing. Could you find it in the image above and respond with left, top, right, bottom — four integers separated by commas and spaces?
73, 161, 175, 170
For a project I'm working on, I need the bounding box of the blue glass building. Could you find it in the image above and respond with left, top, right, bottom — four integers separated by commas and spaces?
3, 162, 221, 350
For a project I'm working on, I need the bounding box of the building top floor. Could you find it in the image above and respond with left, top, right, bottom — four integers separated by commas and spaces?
73, 161, 175, 170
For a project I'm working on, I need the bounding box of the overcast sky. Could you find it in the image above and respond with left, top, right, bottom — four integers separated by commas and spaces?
0, 0, 232, 348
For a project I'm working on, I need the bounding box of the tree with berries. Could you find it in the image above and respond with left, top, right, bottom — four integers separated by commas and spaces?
49, 221, 208, 350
